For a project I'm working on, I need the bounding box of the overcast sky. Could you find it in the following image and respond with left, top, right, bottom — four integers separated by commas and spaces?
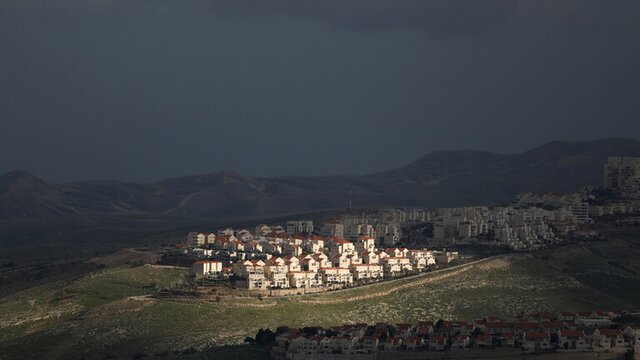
1, 0, 639, 182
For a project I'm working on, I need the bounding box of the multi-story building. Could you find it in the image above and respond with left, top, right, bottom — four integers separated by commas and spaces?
320, 221, 344, 238
287, 271, 322, 288
350, 264, 384, 281
328, 237, 356, 256
320, 267, 353, 285
192, 260, 223, 279
286, 220, 314, 234
604, 157, 640, 198
233, 260, 269, 290
187, 232, 211, 248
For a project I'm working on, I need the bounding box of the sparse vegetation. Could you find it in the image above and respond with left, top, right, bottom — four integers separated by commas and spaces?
1, 231, 639, 359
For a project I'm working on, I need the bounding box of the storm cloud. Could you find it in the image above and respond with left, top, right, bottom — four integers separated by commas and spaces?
1, 0, 639, 182
205, 0, 517, 38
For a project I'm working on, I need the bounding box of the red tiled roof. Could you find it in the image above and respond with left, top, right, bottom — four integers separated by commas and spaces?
514, 322, 539, 329
541, 321, 564, 328
525, 332, 550, 339
597, 329, 622, 336
330, 237, 352, 244
430, 336, 446, 343
386, 336, 402, 345
485, 322, 512, 329
560, 330, 585, 338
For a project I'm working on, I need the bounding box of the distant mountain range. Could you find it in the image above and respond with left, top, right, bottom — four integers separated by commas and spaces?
2, 138, 640, 222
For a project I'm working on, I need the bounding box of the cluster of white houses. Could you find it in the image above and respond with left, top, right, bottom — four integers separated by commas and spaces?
274, 310, 640, 358
186, 229, 457, 290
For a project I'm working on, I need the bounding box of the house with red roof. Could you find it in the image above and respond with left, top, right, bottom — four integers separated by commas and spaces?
475, 334, 493, 348
513, 322, 540, 336
319, 267, 353, 285
499, 333, 516, 348
623, 325, 640, 344
287, 335, 316, 354
558, 330, 589, 350
593, 328, 626, 348
361, 250, 380, 265
361, 335, 380, 353
233, 259, 269, 290
451, 335, 470, 349
303, 237, 324, 253
288, 271, 322, 288
404, 336, 424, 351
349, 264, 383, 281
541, 321, 564, 332
329, 336, 355, 353
354, 236, 376, 253
309, 252, 332, 268
523, 332, 552, 351
283, 243, 303, 256
384, 336, 403, 351
558, 312, 576, 322
328, 237, 356, 256
394, 323, 413, 338
282, 256, 301, 272
428, 335, 447, 351
484, 321, 513, 335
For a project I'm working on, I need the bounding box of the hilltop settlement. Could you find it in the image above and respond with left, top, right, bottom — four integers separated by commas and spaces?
164, 157, 640, 294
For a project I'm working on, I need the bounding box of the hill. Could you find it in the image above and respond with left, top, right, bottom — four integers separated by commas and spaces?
1, 138, 640, 264
1, 227, 638, 359
2, 138, 639, 221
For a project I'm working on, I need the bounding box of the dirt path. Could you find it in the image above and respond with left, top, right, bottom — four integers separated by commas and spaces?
290, 266, 472, 304
288, 254, 504, 302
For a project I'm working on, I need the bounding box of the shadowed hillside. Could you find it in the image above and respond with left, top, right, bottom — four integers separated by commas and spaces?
2, 138, 639, 222
1, 228, 639, 359
1, 138, 640, 264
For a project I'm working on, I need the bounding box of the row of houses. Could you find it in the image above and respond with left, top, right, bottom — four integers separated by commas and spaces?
227, 244, 452, 290
187, 231, 458, 289
274, 310, 640, 358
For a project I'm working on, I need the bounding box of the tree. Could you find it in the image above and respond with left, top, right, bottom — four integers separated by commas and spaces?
255, 328, 276, 345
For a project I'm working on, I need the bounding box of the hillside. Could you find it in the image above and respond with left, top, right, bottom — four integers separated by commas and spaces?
1, 228, 639, 359
2, 138, 639, 221
1, 138, 640, 265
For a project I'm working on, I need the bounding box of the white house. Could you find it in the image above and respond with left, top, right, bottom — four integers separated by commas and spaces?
624, 325, 640, 344
328, 237, 356, 256
320, 267, 353, 285
192, 260, 222, 279
349, 264, 384, 281
593, 329, 626, 348
558, 330, 589, 351
522, 332, 552, 351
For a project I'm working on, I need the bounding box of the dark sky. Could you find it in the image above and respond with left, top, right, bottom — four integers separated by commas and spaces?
1, 0, 639, 183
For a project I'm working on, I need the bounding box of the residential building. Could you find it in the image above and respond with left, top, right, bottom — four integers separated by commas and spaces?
192, 260, 222, 279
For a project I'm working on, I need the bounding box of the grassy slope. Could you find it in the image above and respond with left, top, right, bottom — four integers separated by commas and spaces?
1, 235, 639, 359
